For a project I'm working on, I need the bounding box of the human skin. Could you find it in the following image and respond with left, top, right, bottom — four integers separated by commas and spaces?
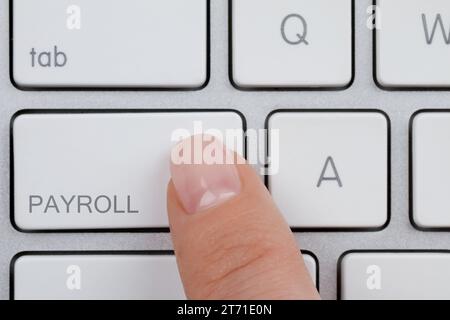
167, 135, 320, 300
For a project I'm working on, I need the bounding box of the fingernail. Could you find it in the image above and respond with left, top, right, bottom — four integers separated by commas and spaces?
170, 135, 241, 214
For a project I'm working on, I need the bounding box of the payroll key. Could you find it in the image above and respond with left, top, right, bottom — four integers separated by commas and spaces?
12, 0, 208, 89
12, 110, 244, 231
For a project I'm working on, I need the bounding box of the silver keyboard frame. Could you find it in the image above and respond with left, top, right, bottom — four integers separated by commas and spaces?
2, 0, 450, 300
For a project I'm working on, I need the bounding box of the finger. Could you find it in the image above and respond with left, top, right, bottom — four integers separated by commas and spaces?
167, 135, 319, 300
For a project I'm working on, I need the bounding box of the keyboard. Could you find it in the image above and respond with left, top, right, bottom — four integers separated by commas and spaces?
3, 0, 450, 300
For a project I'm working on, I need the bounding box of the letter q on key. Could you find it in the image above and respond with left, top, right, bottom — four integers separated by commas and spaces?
281, 13, 309, 45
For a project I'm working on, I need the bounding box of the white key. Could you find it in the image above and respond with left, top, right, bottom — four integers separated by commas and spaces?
12, 252, 317, 300
340, 251, 450, 300
12, 111, 244, 231
231, 0, 353, 89
12, 253, 186, 300
411, 111, 450, 229
302, 252, 318, 287
267, 111, 389, 229
376, 0, 450, 88
12, 0, 208, 89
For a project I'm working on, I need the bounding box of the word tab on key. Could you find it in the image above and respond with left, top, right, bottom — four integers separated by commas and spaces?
12, 0, 208, 89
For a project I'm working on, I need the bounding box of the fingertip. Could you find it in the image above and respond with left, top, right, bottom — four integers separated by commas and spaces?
166, 135, 320, 300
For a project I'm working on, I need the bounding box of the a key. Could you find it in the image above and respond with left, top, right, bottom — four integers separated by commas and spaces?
12, 111, 244, 231
411, 111, 450, 229
231, 0, 353, 89
11, 252, 318, 300
12, 0, 208, 89
376, 0, 450, 88
267, 111, 389, 229
339, 251, 450, 300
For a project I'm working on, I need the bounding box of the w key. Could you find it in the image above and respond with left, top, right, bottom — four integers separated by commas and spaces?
12, 0, 208, 89
376, 0, 450, 88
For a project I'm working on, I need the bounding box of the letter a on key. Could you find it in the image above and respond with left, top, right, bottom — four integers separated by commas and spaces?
317, 156, 343, 188
366, 265, 382, 290
66, 265, 82, 290
66, 5, 81, 30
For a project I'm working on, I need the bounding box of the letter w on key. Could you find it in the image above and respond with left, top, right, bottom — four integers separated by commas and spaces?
422, 13, 450, 44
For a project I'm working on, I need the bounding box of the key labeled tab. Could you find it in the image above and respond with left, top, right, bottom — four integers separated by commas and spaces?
12, 0, 208, 89
231, 0, 353, 89
12, 111, 244, 231
340, 251, 450, 300
267, 111, 389, 229
376, 0, 450, 88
